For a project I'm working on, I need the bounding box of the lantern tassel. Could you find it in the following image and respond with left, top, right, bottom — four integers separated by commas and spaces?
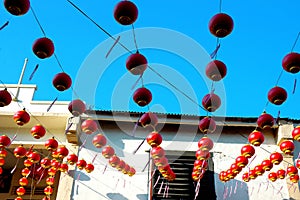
105, 36, 120, 58
158, 180, 164, 194
29, 64, 39, 81
114, 178, 119, 190
47, 96, 58, 112
123, 179, 126, 188
10, 159, 19, 174
92, 154, 98, 163
250, 187, 254, 196
65, 122, 73, 134
148, 169, 157, 183
163, 182, 168, 198
132, 121, 138, 137
36, 169, 46, 184
257, 182, 262, 194
132, 139, 145, 154
293, 78, 297, 94
229, 185, 233, 197
234, 181, 238, 194
210, 43, 221, 59
103, 164, 107, 174
194, 180, 201, 200
153, 175, 160, 188
277, 186, 283, 194
266, 180, 269, 191
142, 159, 150, 172
0, 21, 9, 31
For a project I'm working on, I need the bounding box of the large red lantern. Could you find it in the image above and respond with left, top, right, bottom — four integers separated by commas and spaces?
126, 53, 147, 75
268, 172, 277, 182
44, 186, 53, 195
261, 159, 273, 171
279, 140, 294, 155
282, 52, 300, 74
13, 145, 27, 158
133, 87, 152, 107
56, 146, 69, 159
102, 146, 115, 159
198, 136, 214, 152
150, 146, 165, 159
198, 117, 216, 134
139, 112, 158, 128
235, 155, 248, 168
241, 144, 255, 158
248, 130, 264, 146
109, 155, 120, 167
292, 126, 300, 142
19, 177, 28, 186
270, 152, 283, 165
52, 72, 72, 91
205, 60, 227, 81
114, 1, 138, 25
230, 163, 242, 174
81, 119, 98, 134
16, 186, 26, 196
27, 151, 40, 164
249, 169, 257, 180
45, 137, 58, 151
13, 109, 30, 126
92, 134, 107, 148
0, 135, 11, 148
195, 149, 210, 160
76, 159, 87, 170
146, 131, 162, 147
0, 88, 12, 107
67, 153, 78, 165
85, 163, 95, 173
209, 13, 234, 38
202, 93, 221, 112
30, 124, 46, 139
40, 157, 51, 169
286, 166, 298, 177
59, 163, 69, 172
267, 86, 287, 105
290, 175, 299, 183
277, 169, 286, 179
4, 0, 30, 16
254, 164, 265, 176
68, 99, 86, 116
257, 112, 274, 129
32, 37, 54, 59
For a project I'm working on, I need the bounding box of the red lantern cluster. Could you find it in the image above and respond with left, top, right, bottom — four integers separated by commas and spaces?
52, 72, 72, 92
68, 99, 86, 116
279, 140, 294, 155
30, 124, 46, 139
0, 88, 12, 107
209, 13, 234, 38
202, 92, 221, 112
114, 0, 138, 25
205, 60, 227, 81
282, 52, 300, 74
267, 165, 299, 184
198, 117, 216, 134
81, 119, 99, 135
4, 0, 30, 16
32, 37, 55, 59
133, 87, 152, 107
267, 86, 287, 105
13, 109, 30, 126
248, 130, 264, 146
256, 112, 275, 129
126, 53, 148, 75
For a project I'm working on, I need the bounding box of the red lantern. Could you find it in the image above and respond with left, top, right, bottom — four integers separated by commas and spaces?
0, 88, 12, 107
47, 167, 57, 177
46, 177, 55, 186
235, 155, 248, 168
195, 149, 210, 160
67, 153, 78, 165
257, 112, 274, 129
268, 172, 277, 182
296, 159, 300, 169
270, 152, 283, 165
261, 159, 273, 171
45, 137, 58, 151
128, 167, 136, 176
59, 163, 69, 172
249, 169, 257, 180
76, 159, 87, 170
202, 93, 221, 112
230, 163, 242, 174
133, 87, 152, 107
102, 146, 115, 159
30, 124, 46, 139
92, 134, 107, 148
209, 13, 234, 38
109, 155, 120, 167
226, 169, 234, 179
282, 52, 300, 74
277, 169, 286, 179
44, 186, 53, 195
153, 156, 169, 167
122, 164, 130, 174
21, 168, 30, 177
0, 149, 7, 157
23, 159, 32, 167
56, 146, 69, 158
85, 163, 94, 173
198, 136, 214, 152
32, 37, 54, 59
19, 177, 28, 186
0, 157, 5, 166
286, 166, 298, 177
4, 0, 30, 16
146, 131, 162, 147
267, 86, 287, 105
50, 159, 60, 170
219, 171, 228, 182
117, 160, 126, 171
248, 130, 264, 146
81, 119, 98, 134
13, 109, 30, 126
42, 196, 51, 200
0, 135, 11, 148
13, 145, 27, 158
15, 197, 23, 200
27, 151, 40, 163
279, 140, 294, 155
194, 159, 208, 170
126, 53, 147, 75
139, 112, 158, 128
205, 60, 227, 81
292, 126, 300, 142
40, 157, 51, 169
254, 165, 265, 176
16, 186, 26, 196
242, 172, 249, 182
114, 1, 138, 25
150, 146, 165, 159
290, 175, 299, 183
198, 117, 216, 134
68, 99, 86, 116
241, 144, 255, 158
52, 72, 72, 91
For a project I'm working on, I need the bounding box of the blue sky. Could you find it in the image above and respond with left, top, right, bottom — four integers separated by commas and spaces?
1, 0, 300, 118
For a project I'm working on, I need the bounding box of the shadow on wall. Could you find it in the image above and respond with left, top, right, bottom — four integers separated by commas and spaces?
107, 193, 129, 200
68, 170, 91, 181
136, 194, 147, 200
216, 177, 249, 200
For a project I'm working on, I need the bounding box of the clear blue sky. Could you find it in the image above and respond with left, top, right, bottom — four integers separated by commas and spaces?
1, 0, 300, 119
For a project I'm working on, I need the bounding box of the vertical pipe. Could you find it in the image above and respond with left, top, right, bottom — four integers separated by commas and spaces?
13, 58, 28, 101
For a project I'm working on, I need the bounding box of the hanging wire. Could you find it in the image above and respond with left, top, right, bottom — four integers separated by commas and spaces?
290, 31, 300, 52
30, 7, 47, 37
132, 24, 139, 52
219, 0, 223, 13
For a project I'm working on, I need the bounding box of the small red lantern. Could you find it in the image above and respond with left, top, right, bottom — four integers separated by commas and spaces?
40, 157, 51, 169
0, 149, 7, 157
15, 197, 23, 200
0, 157, 5, 166
47, 167, 57, 177
248, 130, 264, 146
122, 164, 130, 174
194, 159, 208, 170
4, 0, 30, 16
277, 169, 286, 179
296, 159, 300, 169
116, 160, 126, 171
114, 1, 138, 25
261, 159, 273, 171
242, 172, 249, 182
126, 53, 147, 75
257, 112, 274, 129
76, 159, 87, 170
85, 163, 94, 173
219, 171, 227, 182
150, 146, 165, 159
286, 166, 298, 177
202, 93, 221, 112
45, 137, 58, 151
109, 155, 120, 167
290, 175, 299, 183
235, 155, 248, 168
209, 13, 234, 38
81, 119, 98, 134
226, 169, 234, 179
23, 159, 32, 167
67, 153, 78, 165
205, 60, 227, 81
42, 196, 51, 200
92, 134, 107, 148
46, 177, 55, 186
146, 131, 162, 147
13, 145, 27, 158
32, 37, 54, 59
270, 152, 283, 165
198, 117, 216, 134
128, 167, 136, 176
133, 87, 152, 107
0, 135, 11, 148
254, 165, 265, 176
13, 109, 30, 126
68, 99, 86, 116
30, 124, 46, 139
282, 52, 300, 74
139, 112, 158, 128
198, 136, 214, 152
102, 146, 115, 159
0, 88, 12, 107
267, 86, 287, 105
50, 159, 60, 170
292, 126, 300, 142
16, 186, 26, 196
59, 163, 69, 172
241, 144, 255, 158
21, 168, 30, 177
153, 156, 169, 167
19, 177, 28, 186
44, 186, 53, 195
268, 172, 277, 182
27, 151, 40, 163
230, 163, 242, 174
279, 140, 294, 155
52, 72, 72, 91
249, 169, 257, 180
56, 146, 69, 159
195, 149, 210, 160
